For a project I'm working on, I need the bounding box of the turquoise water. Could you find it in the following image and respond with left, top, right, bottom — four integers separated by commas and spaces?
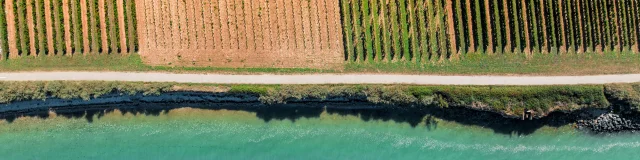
0, 107, 639, 160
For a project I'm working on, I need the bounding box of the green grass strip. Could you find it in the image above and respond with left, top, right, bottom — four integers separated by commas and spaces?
418, 0, 429, 62
370, 0, 382, 62
398, 0, 410, 61
340, 0, 354, 61
72, 0, 82, 53
473, 0, 483, 53
380, 0, 392, 62
16, 0, 29, 55
106, 0, 118, 53
584, 0, 593, 51
529, 0, 539, 53
620, 0, 630, 50
52, 0, 64, 54
0, 0, 7, 59
89, 0, 100, 53
454, 0, 465, 55
408, 0, 419, 62
350, 0, 364, 61
602, 0, 611, 51
511, 0, 521, 53
389, 0, 401, 61
125, 0, 137, 52
36, 0, 46, 55
426, 0, 438, 61
436, 0, 447, 59
548, 0, 557, 53
361, 0, 373, 62
492, 0, 502, 54
566, 0, 575, 52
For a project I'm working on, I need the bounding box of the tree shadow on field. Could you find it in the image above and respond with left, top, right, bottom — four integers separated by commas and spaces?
0, 102, 575, 136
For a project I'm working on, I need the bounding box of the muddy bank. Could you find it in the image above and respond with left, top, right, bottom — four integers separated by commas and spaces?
0, 91, 633, 134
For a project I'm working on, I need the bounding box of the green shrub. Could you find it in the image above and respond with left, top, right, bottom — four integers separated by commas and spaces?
605, 84, 640, 113
106, 0, 118, 53
408, 0, 419, 62
0, 81, 175, 103
381, 0, 392, 62
529, 0, 539, 53
36, 0, 46, 55
492, 0, 502, 54
398, 0, 410, 60
389, 0, 401, 61
511, 0, 521, 53
89, 0, 100, 53
0, 0, 8, 59
351, 0, 363, 61
52, 0, 64, 55
361, 0, 373, 62
370, 0, 382, 62
455, 0, 465, 55
124, 0, 137, 52
71, 0, 82, 53
16, 0, 29, 55
426, 0, 438, 61
417, 0, 429, 62
341, 0, 354, 61
473, 0, 483, 53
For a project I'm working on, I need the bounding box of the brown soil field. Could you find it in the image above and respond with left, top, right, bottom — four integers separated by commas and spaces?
292, 0, 303, 49
192, 0, 202, 50
136, 0, 343, 68
218, 0, 231, 49
201, 0, 213, 50
317, 0, 329, 49
252, 0, 263, 50
168, 0, 178, 49
268, 0, 279, 49
233, 0, 245, 50
243, 0, 255, 50
309, 0, 320, 50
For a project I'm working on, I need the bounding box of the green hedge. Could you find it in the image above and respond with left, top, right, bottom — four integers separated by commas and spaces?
0, 0, 7, 59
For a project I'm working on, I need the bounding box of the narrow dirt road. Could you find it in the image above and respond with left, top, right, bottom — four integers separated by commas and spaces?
1, 72, 640, 85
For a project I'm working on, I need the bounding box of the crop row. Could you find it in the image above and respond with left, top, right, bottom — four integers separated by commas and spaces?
0, 0, 137, 59
341, 0, 640, 63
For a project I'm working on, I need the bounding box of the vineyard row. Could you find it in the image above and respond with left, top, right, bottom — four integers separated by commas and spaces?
341, 0, 640, 62
0, 0, 138, 60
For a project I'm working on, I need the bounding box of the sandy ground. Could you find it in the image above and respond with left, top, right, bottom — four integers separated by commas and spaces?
1, 72, 640, 85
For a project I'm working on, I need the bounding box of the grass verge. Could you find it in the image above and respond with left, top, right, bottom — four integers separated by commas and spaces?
0, 52, 639, 75
3, 81, 638, 118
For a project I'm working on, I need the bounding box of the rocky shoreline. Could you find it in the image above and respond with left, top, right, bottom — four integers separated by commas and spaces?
576, 113, 640, 133
0, 91, 637, 134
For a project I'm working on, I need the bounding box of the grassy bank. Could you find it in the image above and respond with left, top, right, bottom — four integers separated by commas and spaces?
1, 53, 639, 75
3, 81, 638, 118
